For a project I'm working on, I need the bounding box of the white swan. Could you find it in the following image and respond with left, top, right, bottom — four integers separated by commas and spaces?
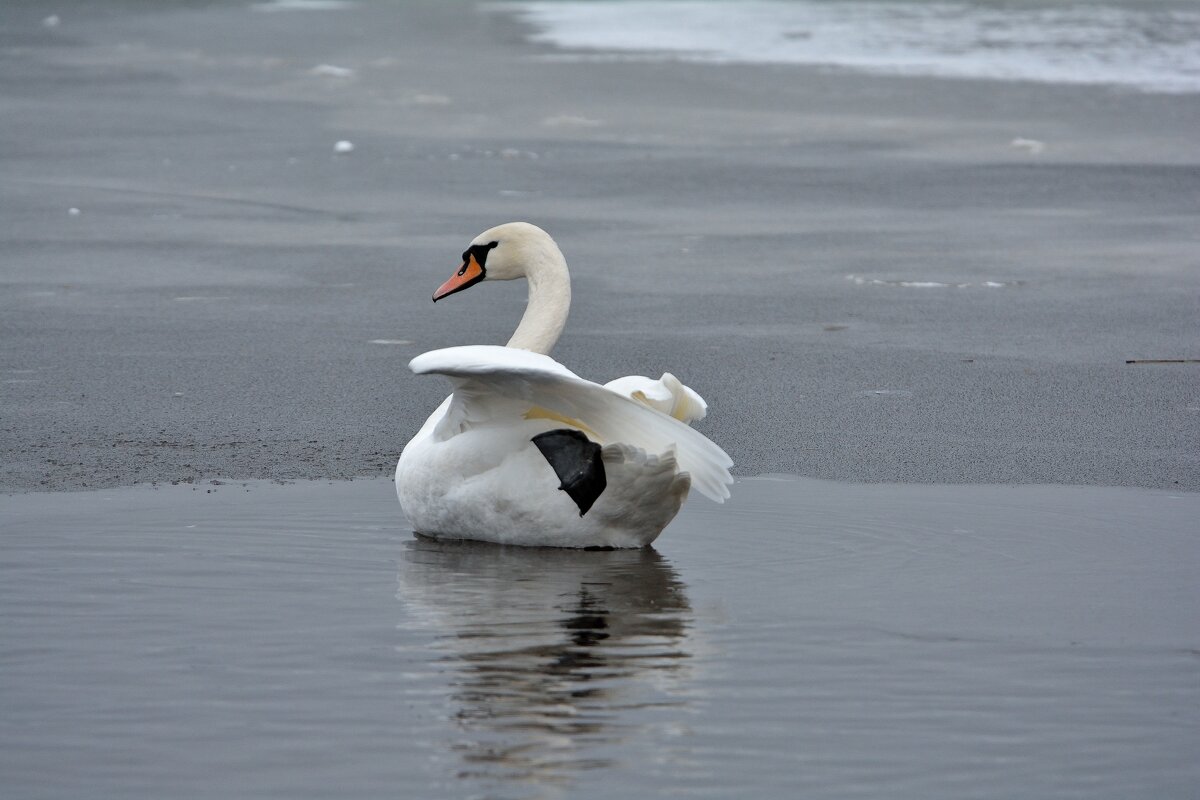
395, 222, 732, 548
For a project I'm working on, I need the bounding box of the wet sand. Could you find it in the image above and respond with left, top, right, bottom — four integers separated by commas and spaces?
2, 476, 1198, 798
1, 0, 1198, 491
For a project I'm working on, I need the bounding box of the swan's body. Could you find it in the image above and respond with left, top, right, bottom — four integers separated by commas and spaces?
395, 222, 732, 548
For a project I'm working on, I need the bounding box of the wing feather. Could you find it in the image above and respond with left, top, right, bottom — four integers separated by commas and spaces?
409, 345, 733, 502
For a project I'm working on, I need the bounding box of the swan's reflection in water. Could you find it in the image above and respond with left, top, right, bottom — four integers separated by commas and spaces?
399, 538, 694, 793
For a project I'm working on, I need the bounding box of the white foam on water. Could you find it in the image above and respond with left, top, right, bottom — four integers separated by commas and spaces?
1010, 137, 1047, 154
251, 0, 355, 11
504, 0, 1200, 94
847, 274, 1020, 288
310, 64, 356, 78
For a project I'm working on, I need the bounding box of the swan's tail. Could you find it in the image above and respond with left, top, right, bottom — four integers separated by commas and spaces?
604, 373, 708, 425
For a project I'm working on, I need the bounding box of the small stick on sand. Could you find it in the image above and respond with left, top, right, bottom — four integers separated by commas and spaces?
1125, 359, 1200, 364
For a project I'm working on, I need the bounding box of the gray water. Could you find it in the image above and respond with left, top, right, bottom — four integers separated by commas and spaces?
2, 477, 1197, 798
509, 0, 1200, 93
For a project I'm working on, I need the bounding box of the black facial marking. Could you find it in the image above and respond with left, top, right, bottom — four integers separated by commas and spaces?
459, 240, 499, 275
531, 429, 607, 516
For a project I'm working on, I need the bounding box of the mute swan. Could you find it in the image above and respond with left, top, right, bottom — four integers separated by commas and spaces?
395, 222, 732, 548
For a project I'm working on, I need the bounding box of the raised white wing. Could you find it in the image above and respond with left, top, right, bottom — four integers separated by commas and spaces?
409, 345, 733, 502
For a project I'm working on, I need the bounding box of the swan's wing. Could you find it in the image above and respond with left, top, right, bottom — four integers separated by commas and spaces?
605, 373, 708, 424
410, 345, 733, 502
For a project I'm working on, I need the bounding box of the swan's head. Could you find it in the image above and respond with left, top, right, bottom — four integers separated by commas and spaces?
433, 222, 559, 301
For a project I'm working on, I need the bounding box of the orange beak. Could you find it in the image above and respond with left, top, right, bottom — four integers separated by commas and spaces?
433, 254, 484, 302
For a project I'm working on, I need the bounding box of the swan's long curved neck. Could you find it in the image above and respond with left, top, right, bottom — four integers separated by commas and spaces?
506, 246, 571, 355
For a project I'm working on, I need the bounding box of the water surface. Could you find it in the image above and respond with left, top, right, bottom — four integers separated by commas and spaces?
506, 0, 1200, 93
2, 477, 1198, 798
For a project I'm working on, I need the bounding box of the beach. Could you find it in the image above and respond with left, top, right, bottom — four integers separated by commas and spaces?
2, 0, 1197, 492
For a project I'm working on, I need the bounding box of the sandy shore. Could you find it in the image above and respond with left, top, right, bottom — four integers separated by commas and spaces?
2, 0, 1198, 491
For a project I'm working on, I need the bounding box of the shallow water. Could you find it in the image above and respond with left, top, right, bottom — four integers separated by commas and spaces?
2, 477, 1198, 798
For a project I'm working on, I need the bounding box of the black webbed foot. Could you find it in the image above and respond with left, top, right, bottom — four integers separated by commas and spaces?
531, 429, 607, 516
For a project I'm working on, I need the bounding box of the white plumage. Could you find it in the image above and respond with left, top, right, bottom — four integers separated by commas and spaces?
395, 223, 732, 548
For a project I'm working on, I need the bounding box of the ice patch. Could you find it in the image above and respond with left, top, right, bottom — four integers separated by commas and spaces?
847, 275, 1019, 289
542, 114, 602, 128
503, 0, 1200, 94
42, 14, 61, 28
310, 64, 355, 78
251, 0, 355, 11
67, 207, 81, 216
856, 389, 914, 398
848, 275, 949, 288
369, 339, 414, 345
1010, 137, 1046, 155
333, 140, 354, 154
409, 93, 452, 106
